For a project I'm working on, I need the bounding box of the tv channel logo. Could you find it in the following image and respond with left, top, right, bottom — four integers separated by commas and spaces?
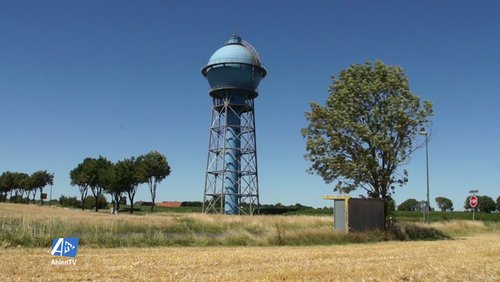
50, 238, 79, 257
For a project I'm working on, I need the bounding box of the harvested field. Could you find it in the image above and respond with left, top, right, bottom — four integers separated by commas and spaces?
1, 233, 499, 281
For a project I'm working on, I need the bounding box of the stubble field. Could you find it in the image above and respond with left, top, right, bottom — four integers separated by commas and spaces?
1, 233, 499, 281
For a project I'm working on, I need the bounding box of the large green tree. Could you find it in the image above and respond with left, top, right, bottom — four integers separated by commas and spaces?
101, 162, 126, 215
478, 196, 495, 213
115, 157, 143, 214
72, 156, 112, 212
101, 158, 143, 215
24, 174, 37, 204
0, 173, 8, 202
464, 195, 496, 213
30, 170, 54, 206
397, 198, 419, 211
70, 162, 91, 210
0, 172, 22, 202
1, 171, 53, 204
137, 151, 171, 212
302, 61, 433, 207
13, 172, 29, 203
435, 196, 453, 212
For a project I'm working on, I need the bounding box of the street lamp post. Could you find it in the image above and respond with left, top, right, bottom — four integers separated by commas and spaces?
419, 130, 430, 224
49, 184, 53, 206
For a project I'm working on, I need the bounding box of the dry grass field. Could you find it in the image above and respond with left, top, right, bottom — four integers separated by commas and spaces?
0, 233, 498, 281
1, 203, 499, 281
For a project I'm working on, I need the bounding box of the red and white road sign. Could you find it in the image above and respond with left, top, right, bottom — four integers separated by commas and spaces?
470, 195, 478, 208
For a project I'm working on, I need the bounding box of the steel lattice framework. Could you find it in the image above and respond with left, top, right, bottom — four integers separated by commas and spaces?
203, 90, 260, 215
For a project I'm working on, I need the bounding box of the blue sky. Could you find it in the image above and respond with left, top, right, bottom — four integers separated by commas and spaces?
1, 0, 499, 210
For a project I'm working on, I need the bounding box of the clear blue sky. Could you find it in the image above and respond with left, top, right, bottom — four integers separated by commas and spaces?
1, 0, 499, 210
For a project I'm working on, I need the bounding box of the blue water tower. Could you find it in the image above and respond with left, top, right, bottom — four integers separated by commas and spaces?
202, 34, 267, 215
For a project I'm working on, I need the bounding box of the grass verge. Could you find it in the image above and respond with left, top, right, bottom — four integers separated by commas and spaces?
2, 203, 495, 248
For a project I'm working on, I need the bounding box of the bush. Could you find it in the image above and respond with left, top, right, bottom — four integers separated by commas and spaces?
388, 223, 448, 240
59, 195, 81, 208
398, 199, 419, 211
83, 195, 109, 210
181, 201, 203, 207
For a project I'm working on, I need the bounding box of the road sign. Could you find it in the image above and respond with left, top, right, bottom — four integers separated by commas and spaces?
470, 195, 478, 208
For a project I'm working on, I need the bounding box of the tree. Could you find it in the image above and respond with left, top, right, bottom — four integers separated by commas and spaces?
75, 156, 112, 212
115, 157, 143, 214
464, 196, 472, 210
435, 196, 453, 212
137, 151, 171, 212
70, 162, 91, 210
1, 172, 16, 202
478, 196, 496, 213
497, 196, 500, 212
387, 196, 396, 213
101, 163, 126, 215
302, 61, 433, 220
397, 198, 419, 211
24, 174, 37, 205
30, 170, 54, 206
13, 172, 29, 203
464, 195, 496, 213
0, 173, 8, 202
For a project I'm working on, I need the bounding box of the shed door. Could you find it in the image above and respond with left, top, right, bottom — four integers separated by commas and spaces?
334, 199, 346, 231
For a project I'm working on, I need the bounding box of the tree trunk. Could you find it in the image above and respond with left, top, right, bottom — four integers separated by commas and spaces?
151, 190, 156, 212
39, 187, 44, 206
150, 181, 156, 213
127, 190, 135, 214
115, 195, 120, 215
111, 193, 120, 215
95, 196, 99, 212
81, 194, 85, 210
79, 187, 87, 210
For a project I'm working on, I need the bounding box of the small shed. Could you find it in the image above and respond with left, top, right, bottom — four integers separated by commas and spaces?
324, 196, 385, 232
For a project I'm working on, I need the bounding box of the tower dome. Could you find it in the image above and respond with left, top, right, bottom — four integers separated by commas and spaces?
202, 35, 267, 92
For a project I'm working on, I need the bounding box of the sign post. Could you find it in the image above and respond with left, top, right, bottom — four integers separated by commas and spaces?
470, 195, 478, 221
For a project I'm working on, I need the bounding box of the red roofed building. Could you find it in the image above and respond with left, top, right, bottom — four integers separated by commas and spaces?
156, 201, 183, 208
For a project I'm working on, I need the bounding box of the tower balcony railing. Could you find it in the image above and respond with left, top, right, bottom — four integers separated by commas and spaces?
204, 57, 263, 68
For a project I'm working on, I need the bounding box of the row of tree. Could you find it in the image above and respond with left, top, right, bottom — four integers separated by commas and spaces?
0, 170, 54, 205
69, 150, 171, 214
398, 195, 500, 213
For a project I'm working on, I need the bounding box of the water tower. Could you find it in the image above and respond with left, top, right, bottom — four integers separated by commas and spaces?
202, 34, 267, 215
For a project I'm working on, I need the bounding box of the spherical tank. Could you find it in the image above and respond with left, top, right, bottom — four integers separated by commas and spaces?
202, 35, 267, 93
